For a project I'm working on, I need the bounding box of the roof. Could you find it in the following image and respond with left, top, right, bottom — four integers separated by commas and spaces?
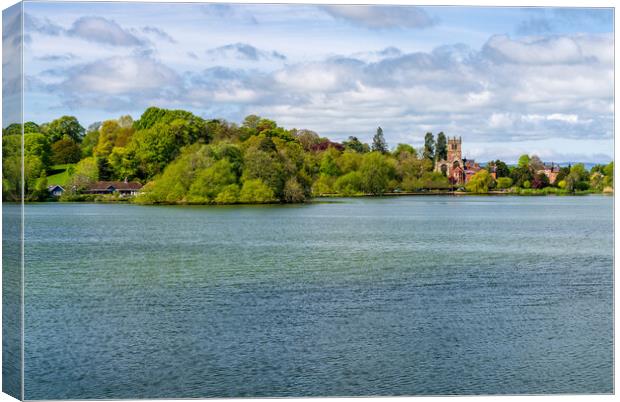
47, 185, 64, 191
87, 181, 143, 191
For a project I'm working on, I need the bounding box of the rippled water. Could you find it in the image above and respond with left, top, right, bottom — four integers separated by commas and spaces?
22, 196, 613, 398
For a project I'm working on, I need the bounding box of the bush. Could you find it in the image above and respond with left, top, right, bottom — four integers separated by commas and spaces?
334, 171, 363, 195
283, 178, 305, 203
312, 175, 334, 196
214, 184, 240, 204
239, 179, 276, 203
496, 177, 513, 190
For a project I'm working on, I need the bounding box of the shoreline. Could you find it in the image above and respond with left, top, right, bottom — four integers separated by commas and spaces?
12, 189, 613, 205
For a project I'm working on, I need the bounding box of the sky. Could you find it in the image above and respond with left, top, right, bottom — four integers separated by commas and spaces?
14, 2, 615, 163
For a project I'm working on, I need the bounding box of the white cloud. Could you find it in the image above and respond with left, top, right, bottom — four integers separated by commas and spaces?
321, 5, 437, 29
67, 16, 146, 47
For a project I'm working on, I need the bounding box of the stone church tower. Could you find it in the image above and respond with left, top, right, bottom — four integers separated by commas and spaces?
447, 137, 462, 166
435, 136, 465, 184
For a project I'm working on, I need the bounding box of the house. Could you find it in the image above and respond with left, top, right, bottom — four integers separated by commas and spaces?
538, 163, 560, 184
47, 185, 65, 197
84, 180, 143, 196
463, 159, 483, 183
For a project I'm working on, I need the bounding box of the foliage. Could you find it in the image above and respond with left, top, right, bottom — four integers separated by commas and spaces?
372, 127, 388, 153
393, 143, 416, 159
342, 136, 369, 153
283, 178, 306, 203
491, 160, 510, 178
465, 169, 494, 193
423, 132, 434, 164
239, 179, 276, 203
531, 172, 550, 189
334, 171, 364, 195
435, 132, 447, 161
51, 138, 82, 164
496, 177, 513, 190
319, 148, 341, 177
6, 108, 614, 203
47, 116, 85, 143
69, 157, 99, 191
359, 152, 395, 195
189, 159, 237, 201
517, 154, 531, 169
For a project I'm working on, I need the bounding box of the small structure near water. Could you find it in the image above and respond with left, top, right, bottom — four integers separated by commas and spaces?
84, 180, 143, 196
47, 185, 65, 197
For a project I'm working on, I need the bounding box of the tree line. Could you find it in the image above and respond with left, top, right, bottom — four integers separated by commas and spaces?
2, 107, 614, 203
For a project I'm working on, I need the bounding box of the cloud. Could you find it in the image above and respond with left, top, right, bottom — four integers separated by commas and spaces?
321, 5, 437, 29
27, 31, 612, 161
24, 13, 64, 36
49, 56, 180, 111
483, 34, 612, 65
36, 53, 77, 62
205, 43, 286, 62
201, 4, 258, 24
141, 26, 176, 43
67, 16, 145, 47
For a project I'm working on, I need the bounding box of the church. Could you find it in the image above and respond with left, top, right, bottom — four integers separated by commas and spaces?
434, 137, 488, 185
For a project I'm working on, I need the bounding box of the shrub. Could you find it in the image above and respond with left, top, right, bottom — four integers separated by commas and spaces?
334, 171, 363, 195
239, 179, 276, 203
214, 184, 240, 204
496, 177, 513, 190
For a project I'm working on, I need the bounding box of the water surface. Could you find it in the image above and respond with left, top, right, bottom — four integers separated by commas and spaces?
23, 196, 613, 398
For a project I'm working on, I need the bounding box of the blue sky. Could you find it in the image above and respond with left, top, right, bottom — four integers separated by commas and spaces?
18, 2, 614, 163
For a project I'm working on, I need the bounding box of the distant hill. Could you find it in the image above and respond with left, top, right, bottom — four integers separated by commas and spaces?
499, 162, 608, 170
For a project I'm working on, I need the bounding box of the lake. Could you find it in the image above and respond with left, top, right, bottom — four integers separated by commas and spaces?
20, 196, 613, 398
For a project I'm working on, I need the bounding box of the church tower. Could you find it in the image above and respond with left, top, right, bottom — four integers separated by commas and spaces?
434, 136, 464, 185
447, 136, 462, 167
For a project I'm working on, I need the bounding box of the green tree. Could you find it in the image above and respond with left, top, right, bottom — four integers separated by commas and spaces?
518, 154, 531, 169
372, 127, 388, 153
241, 144, 286, 198
239, 179, 276, 203
47, 116, 85, 143
393, 143, 416, 159
360, 152, 395, 195
492, 160, 510, 178
69, 157, 99, 191
94, 120, 121, 158
564, 163, 589, 191
435, 132, 447, 161
496, 177, 513, 189
423, 132, 435, 164
127, 119, 200, 179
24, 133, 51, 168
283, 177, 305, 203
343, 136, 369, 153
81, 129, 100, 158
510, 165, 533, 188
465, 169, 494, 193
51, 138, 82, 164
214, 184, 240, 204
189, 159, 237, 201
334, 171, 363, 195
337, 151, 363, 174
603, 161, 614, 188
319, 148, 341, 177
